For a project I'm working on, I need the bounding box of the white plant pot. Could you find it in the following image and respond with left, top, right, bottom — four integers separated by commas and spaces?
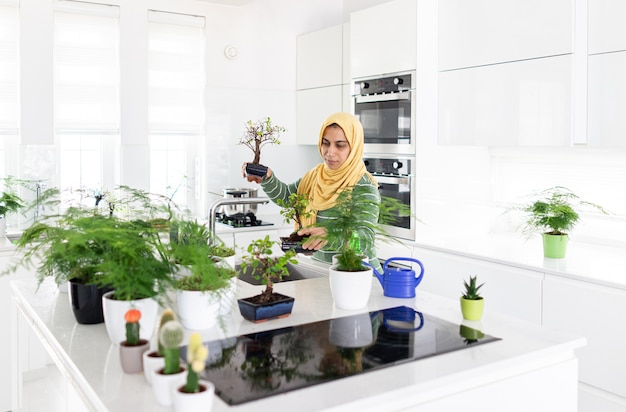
328, 312, 374, 348
152, 367, 186, 406
172, 380, 215, 412
102, 291, 158, 345
176, 290, 220, 330
0, 217, 6, 238
329, 266, 373, 310
142, 350, 163, 384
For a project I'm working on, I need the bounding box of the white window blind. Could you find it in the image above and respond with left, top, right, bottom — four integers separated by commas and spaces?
54, 1, 120, 192
148, 10, 205, 133
54, 2, 120, 132
0, 3, 19, 134
148, 11, 206, 206
0, 2, 19, 178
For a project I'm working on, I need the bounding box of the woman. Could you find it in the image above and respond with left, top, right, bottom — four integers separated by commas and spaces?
243, 112, 381, 269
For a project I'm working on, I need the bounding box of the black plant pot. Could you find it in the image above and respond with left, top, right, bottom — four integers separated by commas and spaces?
237, 293, 295, 323
245, 163, 268, 178
280, 237, 311, 255
69, 279, 113, 325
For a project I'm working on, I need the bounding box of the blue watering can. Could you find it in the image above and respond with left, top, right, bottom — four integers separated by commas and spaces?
372, 257, 425, 298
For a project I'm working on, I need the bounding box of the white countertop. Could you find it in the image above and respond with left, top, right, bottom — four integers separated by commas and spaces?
11, 266, 585, 412
409, 231, 626, 290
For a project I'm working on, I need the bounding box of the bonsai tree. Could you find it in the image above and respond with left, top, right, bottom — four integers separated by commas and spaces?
239, 235, 298, 303
317, 185, 410, 272
238, 117, 286, 178
277, 192, 313, 232
277, 192, 314, 251
460, 275, 485, 321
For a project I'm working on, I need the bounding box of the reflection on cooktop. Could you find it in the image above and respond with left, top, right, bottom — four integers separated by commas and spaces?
186, 306, 501, 405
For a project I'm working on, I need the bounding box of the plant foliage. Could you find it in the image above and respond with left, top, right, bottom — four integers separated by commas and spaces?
277, 192, 313, 231
461, 275, 484, 300
515, 186, 607, 236
317, 184, 411, 272
237, 117, 286, 164
239, 235, 298, 302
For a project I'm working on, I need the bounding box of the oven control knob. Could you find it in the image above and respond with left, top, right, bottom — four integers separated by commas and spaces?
392, 161, 403, 169
393, 77, 403, 85
360, 81, 369, 90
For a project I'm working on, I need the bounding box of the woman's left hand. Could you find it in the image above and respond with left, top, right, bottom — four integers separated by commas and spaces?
297, 226, 327, 250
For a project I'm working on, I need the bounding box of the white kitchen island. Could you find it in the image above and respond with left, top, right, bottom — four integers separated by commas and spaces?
11, 260, 584, 412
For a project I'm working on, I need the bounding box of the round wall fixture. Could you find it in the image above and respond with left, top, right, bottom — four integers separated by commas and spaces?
224, 45, 239, 60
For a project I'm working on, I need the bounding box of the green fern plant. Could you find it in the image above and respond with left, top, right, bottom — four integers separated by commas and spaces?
516, 186, 607, 236
317, 184, 410, 272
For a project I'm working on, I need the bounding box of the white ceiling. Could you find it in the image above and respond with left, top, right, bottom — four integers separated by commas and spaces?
194, 0, 254, 6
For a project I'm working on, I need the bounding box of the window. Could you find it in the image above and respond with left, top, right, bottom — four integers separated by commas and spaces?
148, 11, 206, 207
54, 2, 120, 193
0, 2, 19, 178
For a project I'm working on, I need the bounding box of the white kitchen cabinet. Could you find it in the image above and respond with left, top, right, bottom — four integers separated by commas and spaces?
438, 0, 573, 71
438, 54, 572, 146
587, 51, 626, 146
296, 24, 347, 145
543, 276, 626, 403
588, 0, 626, 55
412, 247, 543, 325
350, 0, 417, 78
296, 86, 343, 145
296, 25, 343, 90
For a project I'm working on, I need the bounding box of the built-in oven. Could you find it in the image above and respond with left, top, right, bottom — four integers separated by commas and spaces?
364, 155, 415, 241
354, 71, 415, 155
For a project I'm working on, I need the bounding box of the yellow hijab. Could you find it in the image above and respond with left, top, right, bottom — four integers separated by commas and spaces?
297, 112, 376, 227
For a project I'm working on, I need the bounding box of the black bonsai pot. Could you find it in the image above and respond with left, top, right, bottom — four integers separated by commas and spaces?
245, 163, 268, 179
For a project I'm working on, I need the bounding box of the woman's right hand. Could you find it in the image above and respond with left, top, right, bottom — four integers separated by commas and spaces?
241, 163, 271, 183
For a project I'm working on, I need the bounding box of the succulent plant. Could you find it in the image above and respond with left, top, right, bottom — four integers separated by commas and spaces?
183, 333, 209, 393
157, 309, 175, 357
461, 275, 484, 301
124, 308, 141, 346
159, 318, 184, 375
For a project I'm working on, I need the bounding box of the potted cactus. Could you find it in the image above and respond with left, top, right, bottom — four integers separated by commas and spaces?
237, 235, 298, 322
460, 275, 485, 321
118, 308, 150, 373
142, 309, 175, 384
238, 117, 286, 178
152, 316, 186, 406
172, 333, 215, 412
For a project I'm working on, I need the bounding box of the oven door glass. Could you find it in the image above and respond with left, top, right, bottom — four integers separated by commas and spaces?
355, 91, 411, 145
377, 176, 411, 230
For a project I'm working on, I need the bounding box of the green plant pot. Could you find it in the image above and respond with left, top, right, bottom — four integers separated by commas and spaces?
460, 297, 484, 321
542, 233, 569, 258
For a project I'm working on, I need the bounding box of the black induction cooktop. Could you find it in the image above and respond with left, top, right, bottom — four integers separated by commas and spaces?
184, 306, 500, 405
